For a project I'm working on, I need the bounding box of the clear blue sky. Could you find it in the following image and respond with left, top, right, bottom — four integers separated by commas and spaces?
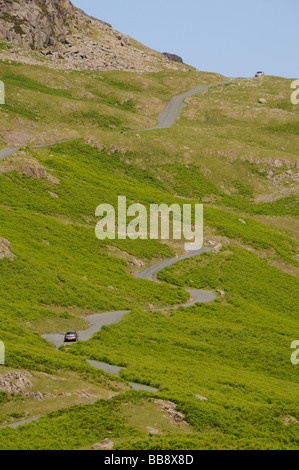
72, 0, 298, 78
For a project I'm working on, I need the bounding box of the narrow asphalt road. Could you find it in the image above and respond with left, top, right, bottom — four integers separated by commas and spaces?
0, 139, 76, 160
0, 78, 238, 159
149, 80, 234, 129
42, 245, 216, 390
136, 247, 212, 281
0, 81, 225, 429
3, 247, 216, 430
43, 247, 215, 350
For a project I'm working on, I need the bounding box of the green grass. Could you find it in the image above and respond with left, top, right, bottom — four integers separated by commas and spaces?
266, 121, 299, 135
1, 73, 74, 99
0, 393, 143, 450
0, 139, 297, 375
0, 64, 298, 450
0, 367, 120, 427
0, 40, 13, 51
3, 389, 296, 450
64, 247, 299, 449
0, 65, 227, 146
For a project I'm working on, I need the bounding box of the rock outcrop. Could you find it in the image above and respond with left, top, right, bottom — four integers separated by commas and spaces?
92, 439, 114, 450
0, 370, 99, 401
152, 399, 187, 424
163, 52, 184, 63
194, 394, 208, 401
0, 371, 33, 395
0, 0, 73, 49
0, 237, 15, 260
127, 259, 144, 268
0, 154, 60, 184
0, 0, 190, 73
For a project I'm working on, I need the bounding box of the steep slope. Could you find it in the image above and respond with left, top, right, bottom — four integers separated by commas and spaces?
0, 65, 298, 448
0, 0, 190, 73
0, 4, 298, 451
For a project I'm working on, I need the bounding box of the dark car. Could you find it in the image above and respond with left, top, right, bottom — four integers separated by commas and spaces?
64, 331, 78, 343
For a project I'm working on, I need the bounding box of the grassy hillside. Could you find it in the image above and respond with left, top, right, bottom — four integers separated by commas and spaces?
0, 62, 224, 146
0, 61, 298, 449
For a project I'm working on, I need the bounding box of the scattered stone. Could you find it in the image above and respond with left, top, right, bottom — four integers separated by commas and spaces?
0, 370, 79, 400
152, 399, 187, 425
205, 240, 216, 247
75, 391, 98, 403
85, 138, 104, 151
238, 218, 246, 224
239, 155, 298, 169
127, 259, 144, 268
109, 145, 127, 155
194, 395, 208, 401
212, 243, 222, 254
147, 427, 160, 434
258, 98, 267, 104
0, 157, 60, 184
92, 438, 114, 450
216, 290, 225, 297
162, 53, 183, 63
48, 191, 59, 198
0, 1, 187, 74
0, 371, 33, 395
282, 416, 298, 426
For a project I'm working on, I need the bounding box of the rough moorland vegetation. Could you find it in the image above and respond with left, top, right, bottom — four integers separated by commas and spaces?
0, 58, 298, 449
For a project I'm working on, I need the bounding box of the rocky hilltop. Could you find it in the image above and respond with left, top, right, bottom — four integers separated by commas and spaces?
163, 53, 184, 64
0, 0, 74, 49
0, 0, 190, 73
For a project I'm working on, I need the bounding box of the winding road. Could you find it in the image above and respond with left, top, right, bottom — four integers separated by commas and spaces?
0, 79, 232, 428
0, 78, 236, 159
149, 80, 234, 130
0, 139, 76, 160
1, 79, 224, 390
42, 249, 215, 349
1, 247, 216, 430
42, 247, 216, 377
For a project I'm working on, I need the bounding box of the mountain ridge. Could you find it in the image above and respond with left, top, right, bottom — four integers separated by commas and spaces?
0, 0, 190, 73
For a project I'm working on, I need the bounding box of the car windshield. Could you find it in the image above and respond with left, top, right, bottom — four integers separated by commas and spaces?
66, 332, 76, 335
